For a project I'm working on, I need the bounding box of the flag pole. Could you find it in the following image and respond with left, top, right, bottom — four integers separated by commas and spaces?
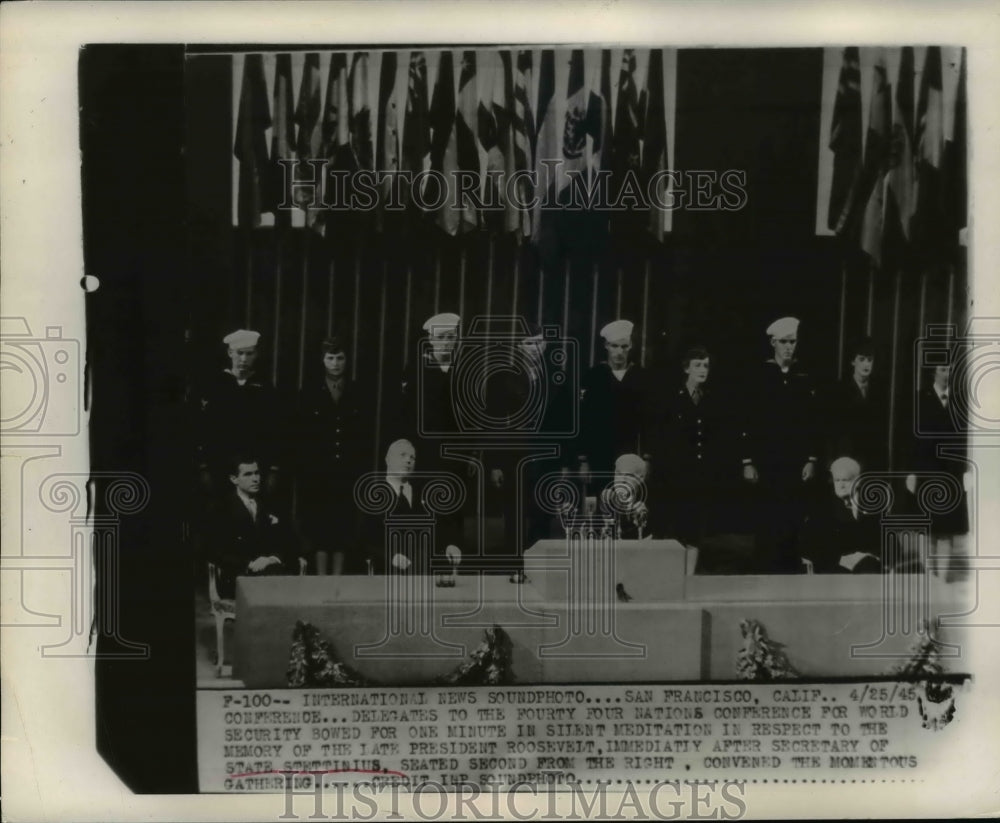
374, 258, 389, 470
561, 258, 571, 351
917, 268, 929, 390
510, 241, 521, 321
836, 261, 847, 378
433, 253, 442, 314
589, 263, 599, 368
485, 237, 495, 321
351, 248, 362, 377
865, 261, 876, 335
326, 257, 335, 336
402, 264, 413, 370
244, 231, 254, 327
459, 245, 467, 322
297, 231, 310, 390
615, 267, 624, 319
641, 260, 651, 368
536, 257, 544, 328
946, 263, 955, 329
886, 268, 903, 471
272, 231, 285, 387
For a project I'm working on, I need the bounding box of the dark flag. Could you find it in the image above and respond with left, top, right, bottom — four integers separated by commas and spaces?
320, 52, 356, 240
401, 50, 431, 220
349, 52, 374, 173
912, 46, 946, 263
531, 50, 558, 257
429, 50, 460, 236
294, 52, 323, 231
233, 54, 272, 228
493, 51, 522, 235
827, 47, 863, 232
376, 51, 402, 233
642, 48, 669, 242
270, 54, 295, 228
942, 47, 967, 260
610, 49, 645, 244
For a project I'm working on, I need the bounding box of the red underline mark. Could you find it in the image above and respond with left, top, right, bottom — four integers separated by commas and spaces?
230, 768, 409, 779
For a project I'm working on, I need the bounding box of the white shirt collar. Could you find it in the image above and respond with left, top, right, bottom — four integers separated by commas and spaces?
387, 475, 413, 501
236, 489, 258, 514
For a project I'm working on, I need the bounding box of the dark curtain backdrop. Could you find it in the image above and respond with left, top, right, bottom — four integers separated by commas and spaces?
184, 48, 968, 475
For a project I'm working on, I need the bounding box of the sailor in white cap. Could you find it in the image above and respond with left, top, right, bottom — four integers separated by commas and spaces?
422, 312, 461, 373
198, 328, 285, 491
739, 315, 820, 573
579, 318, 651, 480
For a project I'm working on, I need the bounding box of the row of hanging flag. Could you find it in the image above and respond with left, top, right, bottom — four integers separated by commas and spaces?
818, 46, 968, 272
232, 48, 677, 245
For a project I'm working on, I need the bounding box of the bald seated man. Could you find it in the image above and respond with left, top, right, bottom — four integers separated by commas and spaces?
357, 439, 462, 574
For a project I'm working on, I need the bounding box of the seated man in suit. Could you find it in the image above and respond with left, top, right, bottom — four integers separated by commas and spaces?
358, 439, 462, 574
799, 456, 882, 574
208, 456, 300, 598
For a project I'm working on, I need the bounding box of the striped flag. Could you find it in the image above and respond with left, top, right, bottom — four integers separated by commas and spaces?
320, 52, 355, 239
559, 49, 590, 202
293, 52, 324, 231
883, 46, 916, 268
233, 54, 271, 228
429, 50, 460, 235
270, 54, 295, 228
827, 47, 862, 232
511, 50, 535, 238
456, 50, 482, 232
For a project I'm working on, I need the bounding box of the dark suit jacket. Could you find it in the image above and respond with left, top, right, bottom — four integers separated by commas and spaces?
798, 494, 882, 574
824, 377, 888, 472
356, 477, 463, 574
740, 359, 820, 484
910, 385, 968, 536
579, 362, 652, 473
209, 493, 298, 598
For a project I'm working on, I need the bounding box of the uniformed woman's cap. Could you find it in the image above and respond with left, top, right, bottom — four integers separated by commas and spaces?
600, 319, 634, 342
223, 329, 260, 349
422, 313, 461, 334
766, 317, 799, 339
321, 336, 346, 355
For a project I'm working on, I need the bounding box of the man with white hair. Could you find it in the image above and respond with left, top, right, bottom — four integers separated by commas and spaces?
357, 438, 463, 574
598, 453, 661, 539
799, 456, 881, 574
579, 319, 652, 482
740, 316, 821, 573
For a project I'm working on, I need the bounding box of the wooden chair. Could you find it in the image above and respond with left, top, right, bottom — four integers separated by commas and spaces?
207, 557, 309, 677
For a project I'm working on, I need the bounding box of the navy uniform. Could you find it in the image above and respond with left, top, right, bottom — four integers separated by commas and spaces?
483, 327, 577, 561
824, 340, 887, 472
296, 337, 372, 574
579, 320, 651, 479
198, 330, 286, 487
740, 317, 821, 573
660, 379, 734, 542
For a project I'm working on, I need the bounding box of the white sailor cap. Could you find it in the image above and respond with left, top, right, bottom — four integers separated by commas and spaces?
600, 319, 634, 342
223, 329, 261, 349
766, 316, 799, 339
422, 312, 461, 334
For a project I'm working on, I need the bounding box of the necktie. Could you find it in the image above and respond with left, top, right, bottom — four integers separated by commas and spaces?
400, 482, 411, 506
246, 498, 258, 522
941, 390, 949, 408
691, 388, 702, 406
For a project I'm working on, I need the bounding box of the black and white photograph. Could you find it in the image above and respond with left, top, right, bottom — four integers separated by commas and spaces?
2, 2, 1000, 820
